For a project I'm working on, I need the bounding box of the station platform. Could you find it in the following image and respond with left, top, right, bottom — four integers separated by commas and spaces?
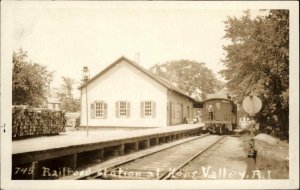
13, 124, 202, 154
12, 124, 203, 173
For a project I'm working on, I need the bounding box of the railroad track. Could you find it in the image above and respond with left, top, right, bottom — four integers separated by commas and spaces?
81, 135, 224, 180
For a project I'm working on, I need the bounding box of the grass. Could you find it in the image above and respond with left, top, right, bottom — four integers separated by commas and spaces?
254, 139, 289, 179
240, 133, 289, 179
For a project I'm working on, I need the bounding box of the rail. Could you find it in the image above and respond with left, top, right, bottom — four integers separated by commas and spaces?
77, 134, 211, 180
161, 136, 224, 180
79, 135, 225, 180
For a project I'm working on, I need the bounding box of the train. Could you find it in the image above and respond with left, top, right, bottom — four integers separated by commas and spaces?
201, 94, 237, 135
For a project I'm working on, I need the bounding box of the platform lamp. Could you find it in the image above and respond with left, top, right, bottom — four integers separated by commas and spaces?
82, 66, 90, 137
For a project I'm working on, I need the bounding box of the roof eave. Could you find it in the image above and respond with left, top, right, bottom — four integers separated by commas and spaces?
78, 56, 126, 90
78, 56, 197, 102
203, 98, 232, 102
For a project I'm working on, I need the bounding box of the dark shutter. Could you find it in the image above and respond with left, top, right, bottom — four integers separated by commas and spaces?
141, 102, 144, 118
103, 103, 107, 119
91, 103, 95, 119
116, 102, 119, 118
152, 101, 156, 118
127, 102, 130, 118
172, 102, 175, 118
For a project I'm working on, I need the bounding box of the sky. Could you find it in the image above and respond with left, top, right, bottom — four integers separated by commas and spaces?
4, 2, 266, 98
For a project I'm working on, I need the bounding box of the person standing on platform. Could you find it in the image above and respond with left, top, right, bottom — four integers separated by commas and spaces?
208, 105, 214, 121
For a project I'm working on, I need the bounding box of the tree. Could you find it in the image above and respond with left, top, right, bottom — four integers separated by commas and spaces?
221, 10, 289, 139
150, 60, 223, 100
57, 77, 74, 99
57, 76, 80, 112
12, 49, 53, 107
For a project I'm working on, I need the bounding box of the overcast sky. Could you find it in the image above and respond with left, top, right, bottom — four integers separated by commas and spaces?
5, 2, 268, 97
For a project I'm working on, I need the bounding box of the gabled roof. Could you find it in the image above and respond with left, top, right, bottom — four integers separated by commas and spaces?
78, 56, 196, 102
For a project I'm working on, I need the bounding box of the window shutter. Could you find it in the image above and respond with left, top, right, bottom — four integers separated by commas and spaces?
103, 103, 107, 119
91, 103, 95, 119
141, 102, 144, 118
152, 101, 156, 118
116, 102, 119, 118
127, 102, 130, 118
172, 102, 175, 118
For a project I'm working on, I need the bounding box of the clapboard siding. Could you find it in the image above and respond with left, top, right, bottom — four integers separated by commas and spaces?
81, 59, 168, 127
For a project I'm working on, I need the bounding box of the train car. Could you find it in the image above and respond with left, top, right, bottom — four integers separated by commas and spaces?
202, 94, 237, 135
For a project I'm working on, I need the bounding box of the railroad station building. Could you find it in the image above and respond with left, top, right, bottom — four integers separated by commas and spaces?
79, 56, 196, 128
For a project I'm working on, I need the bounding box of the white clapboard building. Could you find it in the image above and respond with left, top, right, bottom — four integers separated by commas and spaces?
46, 97, 61, 111
79, 56, 196, 128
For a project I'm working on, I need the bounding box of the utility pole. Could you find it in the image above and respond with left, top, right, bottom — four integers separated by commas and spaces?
82, 66, 90, 137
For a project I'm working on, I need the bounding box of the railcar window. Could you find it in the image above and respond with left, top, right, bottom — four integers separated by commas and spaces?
216, 102, 220, 110
206, 103, 211, 110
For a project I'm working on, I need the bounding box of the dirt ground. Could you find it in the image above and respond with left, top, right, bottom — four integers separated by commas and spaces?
182, 134, 288, 180
183, 136, 249, 179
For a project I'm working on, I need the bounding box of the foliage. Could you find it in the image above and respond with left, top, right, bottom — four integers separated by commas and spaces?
12, 49, 53, 107
150, 60, 223, 100
57, 76, 80, 112
221, 10, 289, 138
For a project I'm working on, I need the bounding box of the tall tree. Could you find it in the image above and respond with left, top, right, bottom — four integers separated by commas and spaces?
150, 60, 223, 100
221, 10, 289, 138
12, 49, 53, 106
58, 77, 75, 100
57, 77, 80, 112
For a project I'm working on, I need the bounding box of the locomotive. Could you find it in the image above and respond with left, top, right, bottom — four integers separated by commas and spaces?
201, 94, 237, 135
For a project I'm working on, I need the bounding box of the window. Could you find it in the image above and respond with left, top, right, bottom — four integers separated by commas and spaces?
206, 103, 214, 111
141, 101, 156, 118
95, 102, 104, 118
91, 101, 107, 119
119, 101, 127, 117
216, 102, 221, 110
144, 101, 152, 117
116, 101, 130, 117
